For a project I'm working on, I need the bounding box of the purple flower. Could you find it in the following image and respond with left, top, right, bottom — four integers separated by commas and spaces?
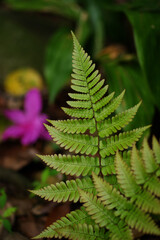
3, 89, 51, 145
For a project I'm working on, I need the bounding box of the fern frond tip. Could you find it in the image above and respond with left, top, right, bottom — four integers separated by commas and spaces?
71, 30, 75, 39
44, 123, 49, 129
143, 125, 152, 131
32, 236, 40, 240
36, 154, 43, 159
135, 100, 142, 110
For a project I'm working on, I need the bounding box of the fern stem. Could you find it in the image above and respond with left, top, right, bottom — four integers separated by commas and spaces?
95, 121, 103, 178
77, 48, 103, 178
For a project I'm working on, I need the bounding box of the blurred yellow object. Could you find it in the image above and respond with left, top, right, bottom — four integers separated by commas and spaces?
4, 68, 43, 96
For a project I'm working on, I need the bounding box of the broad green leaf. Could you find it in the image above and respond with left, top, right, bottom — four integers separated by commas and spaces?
103, 0, 160, 12
127, 11, 160, 110
44, 29, 73, 102
5, 0, 81, 20
86, 0, 104, 55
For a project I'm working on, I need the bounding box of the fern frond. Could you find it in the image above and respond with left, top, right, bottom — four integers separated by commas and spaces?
101, 156, 115, 175
92, 172, 160, 235
131, 145, 147, 184
46, 125, 98, 155
98, 102, 141, 138
95, 90, 125, 121
38, 154, 100, 176
93, 92, 115, 112
152, 136, 160, 164
86, 70, 99, 84
144, 176, 160, 197
131, 145, 160, 196
100, 126, 149, 158
115, 152, 160, 214
33, 33, 156, 240
33, 207, 93, 239
49, 119, 96, 134
57, 223, 109, 240
31, 177, 94, 203
126, 208, 160, 235
92, 172, 125, 210
88, 73, 101, 89
72, 56, 91, 72
89, 80, 105, 96
142, 138, 159, 173
79, 189, 132, 240
91, 85, 108, 104
71, 32, 107, 110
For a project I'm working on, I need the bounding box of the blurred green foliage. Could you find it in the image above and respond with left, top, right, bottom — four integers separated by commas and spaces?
127, 11, 160, 111
44, 29, 73, 102
1, 0, 160, 136
0, 10, 55, 83
0, 189, 16, 232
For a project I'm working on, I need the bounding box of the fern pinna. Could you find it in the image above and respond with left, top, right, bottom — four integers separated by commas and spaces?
32, 33, 160, 239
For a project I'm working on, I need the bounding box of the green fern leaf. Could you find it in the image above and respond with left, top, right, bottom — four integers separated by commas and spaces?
86, 70, 99, 84
88, 73, 101, 89
131, 145, 147, 184
92, 172, 160, 235
89, 80, 105, 96
38, 154, 100, 176
95, 90, 125, 121
79, 189, 132, 240
142, 138, 159, 173
101, 156, 115, 175
68, 92, 90, 101
144, 176, 160, 197
93, 92, 115, 112
100, 126, 149, 158
115, 152, 160, 214
131, 145, 160, 196
31, 177, 94, 203
71, 78, 87, 87
62, 107, 93, 119
91, 85, 108, 104
152, 136, 160, 164
57, 223, 110, 240
46, 125, 98, 155
71, 85, 88, 93
33, 207, 93, 239
32, 32, 154, 240
49, 119, 96, 134
67, 100, 91, 109
98, 102, 141, 138
92, 172, 127, 211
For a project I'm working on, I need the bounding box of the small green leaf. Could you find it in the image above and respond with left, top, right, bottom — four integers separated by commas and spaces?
0, 189, 7, 209
2, 219, 12, 232
3, 207, 16, 218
